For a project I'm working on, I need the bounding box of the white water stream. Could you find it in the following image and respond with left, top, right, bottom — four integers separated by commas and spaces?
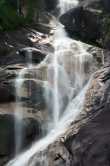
6, 0, 93, 165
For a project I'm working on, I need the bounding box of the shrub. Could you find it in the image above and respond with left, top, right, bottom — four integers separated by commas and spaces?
0, 0, 26, 31
0, 0, 40, 31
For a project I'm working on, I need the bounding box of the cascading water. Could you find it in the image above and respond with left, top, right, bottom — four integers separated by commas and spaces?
14, 50, 33, 154
6, 0, 93, 165
15, 70, 24, 154
58, 0, 78, 14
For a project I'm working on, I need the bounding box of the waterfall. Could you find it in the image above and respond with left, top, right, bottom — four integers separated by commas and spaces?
58, 0, 78, 14
14, 69, 25, 154
14, 50, 33, 154
6, 0, 93, 165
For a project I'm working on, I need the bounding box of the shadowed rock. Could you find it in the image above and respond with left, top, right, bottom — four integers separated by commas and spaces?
0, 114, 41, 165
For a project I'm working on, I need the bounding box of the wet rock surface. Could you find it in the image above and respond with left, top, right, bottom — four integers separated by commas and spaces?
21, 65, 110, 166
0, 24, 105, 166
0, 28, 53, 66
0, 25, 53, 165
0, 2, 109, 165
0, 25, 53, 104
43, 65, 110, 166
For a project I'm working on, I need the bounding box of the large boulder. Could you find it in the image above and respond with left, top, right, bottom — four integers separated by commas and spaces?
60, 6, 101, 44
59, 1, 110, 49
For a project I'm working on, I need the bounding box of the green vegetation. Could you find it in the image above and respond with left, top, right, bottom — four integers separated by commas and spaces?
0, 0, 23, 30
0, 0, 41, 31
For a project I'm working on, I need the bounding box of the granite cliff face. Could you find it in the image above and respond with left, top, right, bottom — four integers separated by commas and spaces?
0, 0, 110, 165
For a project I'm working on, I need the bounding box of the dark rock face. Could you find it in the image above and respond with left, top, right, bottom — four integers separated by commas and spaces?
0, 81, 15, 103
45, 0, 58, 12
22, 117, 42, 148
102, 0, 110, 12
59, 0, 110, 49
64, 66, 110, 166
60, 7, 83, 33
60, 6, 101, 44
65, 108, 110, 166
0, 114, 41, 165
0, 66, 19, 103
0, 115, 15, 156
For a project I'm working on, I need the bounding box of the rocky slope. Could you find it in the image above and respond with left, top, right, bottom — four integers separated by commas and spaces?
33, 0, 110, 165
0, 25, 104, 165
38, 65, 110, 166
0, 23, 54, 165
0, 0, 110, 165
